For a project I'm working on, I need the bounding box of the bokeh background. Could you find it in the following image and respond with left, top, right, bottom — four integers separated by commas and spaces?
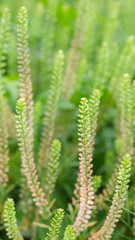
0, 0, 135, 239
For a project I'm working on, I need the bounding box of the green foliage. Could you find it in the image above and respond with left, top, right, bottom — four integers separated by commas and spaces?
45, 209, 64, 240
103, 1, 120, 43
64, 225, 75, 240
93, 176, 102, 193
45, 209, 75, 240
94, 42, 110, 92
16, 99, 50, 216
74, 92, 100, 234
39, 50, 64, 172
0, 85, 10, 189
0, 0, 135, 239
44, 139, 61, 200
63, 0, 97, 99
74, 58, 87, 92
119, 73, 134, 154
40, 0, 59, 90
4, 198, 23, 240
111, 36, 135, 97
90, 154, 131, 239
17, 6, 34, 143
0, 8, 10, 77
89, 89, 100, 141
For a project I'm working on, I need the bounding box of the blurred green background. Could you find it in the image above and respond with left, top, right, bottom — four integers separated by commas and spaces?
0, 0, 135, 239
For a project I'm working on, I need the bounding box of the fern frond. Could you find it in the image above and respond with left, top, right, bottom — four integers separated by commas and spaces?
17, 6, 34, 144
64, 225, 75, 240
15, 99, 49, 215
4, 198, 23, 240
44, 139, 61, 200
89, 154, 131, 240
39, 50, 64, 171
74, 97, 95, 235
45, 209, 64, 240
0, 8, 11, 77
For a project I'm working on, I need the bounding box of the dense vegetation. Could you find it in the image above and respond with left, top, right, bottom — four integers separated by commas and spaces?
0, 0, 135, 239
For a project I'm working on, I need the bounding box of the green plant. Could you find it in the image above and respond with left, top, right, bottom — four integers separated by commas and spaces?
39, 50, 64, 175
0, 1, 135, 239
45, 209, 64, 240
4, 198, 23, 240
89, 154, 131, 239
16, 99, 50, 215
